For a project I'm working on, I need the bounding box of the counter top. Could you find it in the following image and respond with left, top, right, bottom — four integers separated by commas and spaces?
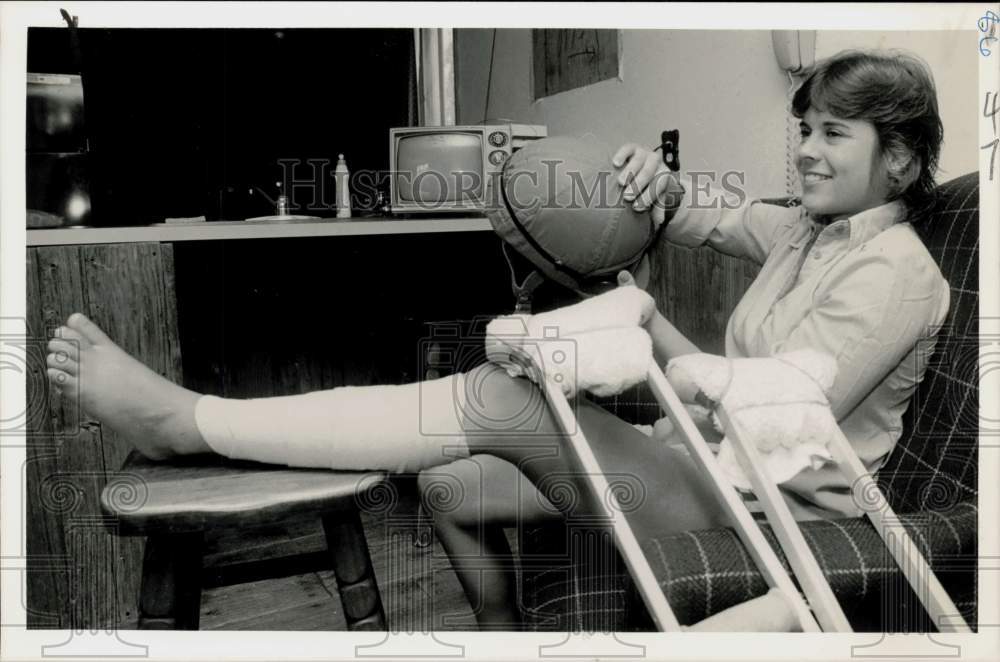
27, 215, 493, 246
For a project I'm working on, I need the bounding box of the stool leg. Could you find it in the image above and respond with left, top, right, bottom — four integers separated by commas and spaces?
323, 510, 387, 631
138, 532, 204, 630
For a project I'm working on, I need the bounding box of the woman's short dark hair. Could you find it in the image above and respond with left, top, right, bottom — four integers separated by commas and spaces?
792, 50, 944, 215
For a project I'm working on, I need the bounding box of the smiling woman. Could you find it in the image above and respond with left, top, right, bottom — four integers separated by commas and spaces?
792, 50, 943, 223
796, 110, 890, 219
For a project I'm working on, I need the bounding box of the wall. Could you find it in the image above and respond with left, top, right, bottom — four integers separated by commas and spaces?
815, 30, 978, 182
457, 29, 789, 197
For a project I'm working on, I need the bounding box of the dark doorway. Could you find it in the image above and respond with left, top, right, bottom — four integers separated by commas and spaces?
27, 28, 415, 225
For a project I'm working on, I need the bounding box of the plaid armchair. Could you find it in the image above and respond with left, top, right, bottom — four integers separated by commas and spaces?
517, 173, 979, 632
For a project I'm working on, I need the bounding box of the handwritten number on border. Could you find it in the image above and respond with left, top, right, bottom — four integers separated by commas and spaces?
985, 92, 999, 181
981, 11, 999, 56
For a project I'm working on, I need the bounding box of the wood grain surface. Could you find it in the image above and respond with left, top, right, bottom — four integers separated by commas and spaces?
26, 242, 181, 629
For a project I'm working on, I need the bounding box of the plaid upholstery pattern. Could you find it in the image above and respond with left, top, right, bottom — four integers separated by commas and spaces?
518, 173, 980, 632
878, 173, 979, 512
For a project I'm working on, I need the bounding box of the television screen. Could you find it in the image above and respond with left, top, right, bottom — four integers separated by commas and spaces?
394, 132, 484, 206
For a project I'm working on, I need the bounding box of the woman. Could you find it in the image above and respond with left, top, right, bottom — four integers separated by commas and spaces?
45, 49, 948, 630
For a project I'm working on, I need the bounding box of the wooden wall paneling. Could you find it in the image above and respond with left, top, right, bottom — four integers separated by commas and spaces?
78, 242, 184, 628
34, 244, 116, 629
25, 247, 71, 628
27, 242, 183, 629
650, 242, 758, 356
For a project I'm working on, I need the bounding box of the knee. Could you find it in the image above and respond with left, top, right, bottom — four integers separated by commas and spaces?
417, 459, 482, 527
460, 363, 551, 437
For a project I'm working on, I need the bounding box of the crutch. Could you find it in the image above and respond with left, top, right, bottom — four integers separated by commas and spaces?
711, 403, 853, 631
644, 365, 822, 632
535, 359, 822, 631
712, 388, 970, 633
538, 376, 683, 631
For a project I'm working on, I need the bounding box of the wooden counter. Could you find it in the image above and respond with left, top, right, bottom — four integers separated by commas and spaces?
27, 216, 493, 246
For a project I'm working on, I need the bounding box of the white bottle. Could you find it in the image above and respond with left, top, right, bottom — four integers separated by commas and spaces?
335, 154, 351, 218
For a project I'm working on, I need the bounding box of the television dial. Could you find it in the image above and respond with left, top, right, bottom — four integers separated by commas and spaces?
488, 131, 508, 147
488, 150, 508, 166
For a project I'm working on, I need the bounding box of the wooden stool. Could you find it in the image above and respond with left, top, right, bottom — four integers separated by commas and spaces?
101, 451, 388, 630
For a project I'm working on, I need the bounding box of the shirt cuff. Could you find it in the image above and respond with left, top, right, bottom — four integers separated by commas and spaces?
661, 173, 739, 249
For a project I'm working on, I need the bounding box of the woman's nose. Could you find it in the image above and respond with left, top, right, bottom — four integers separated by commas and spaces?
796, 133, 821, 164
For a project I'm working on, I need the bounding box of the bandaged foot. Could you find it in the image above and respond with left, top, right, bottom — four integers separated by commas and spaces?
485, 287, 655, 397
665, 349, 840, 489
45, 314, 207, 460
195, 374, 471, 472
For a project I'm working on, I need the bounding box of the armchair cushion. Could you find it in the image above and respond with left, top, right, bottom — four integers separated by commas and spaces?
520, 500, 976, 631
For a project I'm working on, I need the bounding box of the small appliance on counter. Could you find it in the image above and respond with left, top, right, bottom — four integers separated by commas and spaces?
26, 73, 92, 228
389, 123, 547, 215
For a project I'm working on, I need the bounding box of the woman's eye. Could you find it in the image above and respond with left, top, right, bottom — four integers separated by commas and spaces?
826, 131, 842, 138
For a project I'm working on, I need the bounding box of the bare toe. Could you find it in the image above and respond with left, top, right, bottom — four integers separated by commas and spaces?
47, 338, 80, 362
47, 351, 78, 376
54, 325, 88, 346
66, 313, 111, 345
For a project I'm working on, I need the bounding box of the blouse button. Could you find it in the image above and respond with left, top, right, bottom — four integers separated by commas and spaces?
813, 251, 822, 260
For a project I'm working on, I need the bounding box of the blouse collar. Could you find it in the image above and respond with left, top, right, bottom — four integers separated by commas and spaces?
800, 199, 907, 250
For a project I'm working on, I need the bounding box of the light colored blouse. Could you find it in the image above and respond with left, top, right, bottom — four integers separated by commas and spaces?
662, 179, 950, 520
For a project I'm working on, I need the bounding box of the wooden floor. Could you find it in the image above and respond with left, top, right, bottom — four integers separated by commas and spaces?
194, 479, 499, 631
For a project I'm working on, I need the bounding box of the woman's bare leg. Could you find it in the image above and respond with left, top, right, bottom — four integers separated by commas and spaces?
418, 455, 559, 630
417, 363, 733, 632
45, 313, 209, 459
459, 362, 732, 543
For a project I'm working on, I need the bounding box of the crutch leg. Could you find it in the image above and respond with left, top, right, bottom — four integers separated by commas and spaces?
539, 377, 684, 631
646, 365, 822, 632
825, 429, 971, 633
542, 364, 819, 632
713, 404, 853, 632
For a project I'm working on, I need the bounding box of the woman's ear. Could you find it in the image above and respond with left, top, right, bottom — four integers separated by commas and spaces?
883, 145, 920, 197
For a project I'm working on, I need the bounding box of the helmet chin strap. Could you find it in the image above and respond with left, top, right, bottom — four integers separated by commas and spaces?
501, 241, 650, 314
501, 241, 548, 314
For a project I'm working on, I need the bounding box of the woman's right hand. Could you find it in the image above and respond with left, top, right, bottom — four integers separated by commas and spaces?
612, 142, 680, 227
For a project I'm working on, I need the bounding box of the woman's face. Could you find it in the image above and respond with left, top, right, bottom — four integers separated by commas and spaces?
797, 107, 893, 220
